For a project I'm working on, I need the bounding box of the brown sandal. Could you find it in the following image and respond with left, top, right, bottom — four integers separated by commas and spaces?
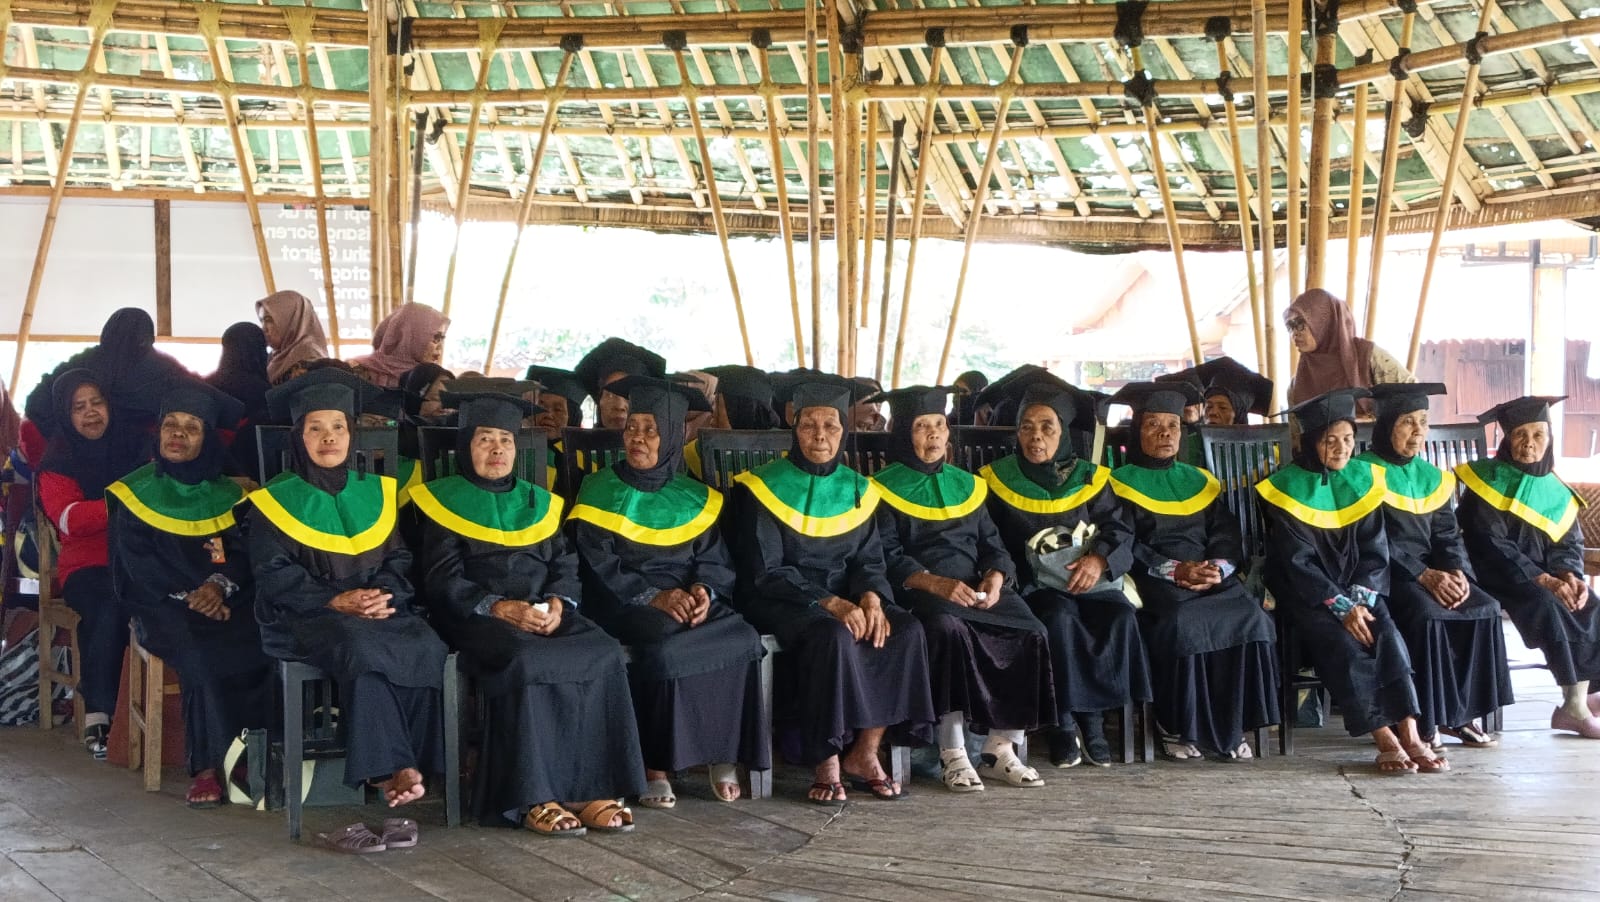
524, 802, 586, 838
316, 822, 387, 854
1405, 745, 1450, 774
576, 799, 635, 833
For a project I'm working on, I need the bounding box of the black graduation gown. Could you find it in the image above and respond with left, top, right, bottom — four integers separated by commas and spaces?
872, 466, 1055, 734
418, 496, 644, 824
982, 457, 1153, 719
107, 489, 272, 777
1457, 490, 1600, 686
248, 480, 447, 787
1260, 479, 1418, 737
567, 487, 767, 775
731, 466, 935, 766
1116, 471, 1278, 753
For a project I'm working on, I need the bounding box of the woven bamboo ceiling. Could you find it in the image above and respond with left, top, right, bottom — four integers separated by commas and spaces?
3, 0, 1599, 252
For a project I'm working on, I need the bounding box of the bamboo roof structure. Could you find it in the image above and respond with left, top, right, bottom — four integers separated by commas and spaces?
4, 0, 1599, 253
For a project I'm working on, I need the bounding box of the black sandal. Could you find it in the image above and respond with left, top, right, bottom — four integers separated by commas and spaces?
807, 781, 846, 805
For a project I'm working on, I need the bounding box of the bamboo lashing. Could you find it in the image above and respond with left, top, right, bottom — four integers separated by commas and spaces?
1363, 10, 1414, 340
936, 43, 1025, 384
1216, 36, 1264, 368
440, 21, 506, 319
875, 118, 905, 384
758, 45, 807, 368
1408, 0, 1497, 371
483, 51, 574, 373
890, 44, 945, 389
805, 0, 822, 371
200, 6, 274, 296
1345, 82, 1369, 306
672, 44, 756, 367
287, 12, 341, 354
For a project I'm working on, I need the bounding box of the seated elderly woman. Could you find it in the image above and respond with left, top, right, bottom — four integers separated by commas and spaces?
414, 391, 642, 836
575, 338, 667, 431
731, 379, 934, 803
868, 386, 1054, 792
1352, 384, 1512, 748
107, 380, 272, 808
1257, 388, 1439, 774
1108, 382, 1278, 761
525, 366, 589, 494
1456, 396, 1600, 739
248, 369, 448, 832
981, 376, 1152, 768
567, 377, 767, 809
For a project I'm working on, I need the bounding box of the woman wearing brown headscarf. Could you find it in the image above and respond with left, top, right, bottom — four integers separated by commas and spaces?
349, 303, 450, 389
256, 291, 330, 385
1284, 289, 1415, 407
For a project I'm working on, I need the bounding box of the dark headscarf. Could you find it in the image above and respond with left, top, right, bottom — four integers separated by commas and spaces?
1015, 384, 1082, 488
207, 322, 272, 415
96, 308, 157, 386
615, 381, 689, 492
787, 382, 852, 478
154, 381, 240, 486
879, 386, 958, 476
954, 370, 989, 426
38, 370, 141, 499
1286, 289, 1376, 406
399, 363, 454, 420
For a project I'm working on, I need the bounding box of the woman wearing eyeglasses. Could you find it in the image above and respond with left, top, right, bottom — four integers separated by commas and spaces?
1284, 289, 1415, 412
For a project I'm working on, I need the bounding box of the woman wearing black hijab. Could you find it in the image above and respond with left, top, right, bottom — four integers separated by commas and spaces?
1456, 396, 1600, 739
107, 379, 272, 808
869, 385, 1053, 792
981, 376, 1152, 768
246, 369, 447, 817
568, 376, 767, 809
27, 308, 189, 440
953, 370, 989, 426
1257, 388, 1437, 774
416, 391, 643, 835
1109, 382, 1278, 761
731, 379, 934, 803
37, 369, 143, 757
207, 323, 272, 415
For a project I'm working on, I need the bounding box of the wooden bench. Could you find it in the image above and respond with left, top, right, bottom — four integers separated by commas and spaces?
33, 491, 84, 737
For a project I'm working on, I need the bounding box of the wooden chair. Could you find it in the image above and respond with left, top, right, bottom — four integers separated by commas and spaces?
415, 425, 550, 490
559, 428, 627, 499
126, 625, 180, 791
950, 426, 1016, 474
33, 496, 84, 737
695, 428, 790, 492
844, 431, 893, 476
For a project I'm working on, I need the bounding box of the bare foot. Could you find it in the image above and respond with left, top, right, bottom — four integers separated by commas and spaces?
380, 768, 426, 807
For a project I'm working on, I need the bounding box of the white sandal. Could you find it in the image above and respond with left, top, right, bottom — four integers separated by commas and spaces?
707, 763, 740, 802
639, 778, 676, 810
939, 749, 986, 793
977, 748, 1044, 788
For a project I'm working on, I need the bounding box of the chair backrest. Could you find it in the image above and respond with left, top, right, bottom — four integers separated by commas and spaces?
1419, 422, 1487, 472
415, 425, 550, 490
559, 428, 626, 498
951, 426, 1017, 473
1102, 425, 1132, 469
255, 425, 402, 484
696, 428, 791, 491
1199, 423, 1290, 560
845, 431, 893, 476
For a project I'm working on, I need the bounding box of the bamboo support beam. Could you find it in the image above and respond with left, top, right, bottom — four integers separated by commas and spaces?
1364, 11, 1414, 340
805, 0, 822, 372
1132, 48, 1204, 366
1251, 0, 1279, 404
674, 46, 755, 367
1286, 0, 1304, 298
12, 2, 114, 393
288, 20, 341, 355
757, 46, 806, 368
199, 9, 274, 295
1408, 0, 1496, 371
404, 111, 426, 305
1304, 28, 1337, 291
875, 118, 904, 384
1345, 82, 1369, 306
827, 0, 846, 374
441, 24, 505, 319
936, 45, 1024, 384
1340, 16, 1599, 87
1217, 38, 1264, 370
891, 45, 945, 389
484, 52, 575, 374
859, 103, 879, 331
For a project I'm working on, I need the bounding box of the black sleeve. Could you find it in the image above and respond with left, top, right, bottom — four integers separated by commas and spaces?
366, 533, 418, 614
419, 518, 505, 621
1426, 504, 1473, 577
247, 510, 337, 617
1202, 496, 1245, 568
568, 519, 666, 616
1086, 484, 1136, 580
874, 505, 929, 589
1457, 493, 1546, 584
1354, 510, 1391, 597
732, 486, 834, 609
107, 499, 168, 612
973, 505, 1018, 586
688, 528, 739, 599
1552, 516, 1586, 578
1265, 507, 1345, 611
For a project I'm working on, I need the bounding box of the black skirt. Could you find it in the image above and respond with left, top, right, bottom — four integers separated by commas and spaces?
1283, 599, 1419, 737
907, 588, 1055, 733
287, 611, 447, 690
1485, 580, 1600, 686
338, 673, 444, 787
1149, 641, 1279, 754
1388, 580, 1514, 733
1025, 587, 1153, 718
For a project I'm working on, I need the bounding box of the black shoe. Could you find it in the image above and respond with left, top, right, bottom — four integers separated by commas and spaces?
84, 724, 109, 761
1047, 728, 1082, 768
1077, 715, 1113, 767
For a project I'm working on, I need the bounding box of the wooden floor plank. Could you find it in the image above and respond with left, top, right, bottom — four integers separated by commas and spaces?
0, 856, 62, 902
11, 849, 162, 902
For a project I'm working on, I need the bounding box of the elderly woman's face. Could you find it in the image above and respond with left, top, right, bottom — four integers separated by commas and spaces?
598, 372, 630, 430
470, 426, 516, 479
623, 412, 661, 469
1018, 404, 1061, 465
1139, 411, 1183, 461
1316, 420, 1356, 471
1511, 422, 1550, 465
796, 407, 843, 465
1391, 409, 1428, 458
911, 414, 949, 465
69, 383, 109, 441
534, 392, 570, 437
1204, 395, 1235, 425
159, 411, 204, 464
302, 410, 350, 468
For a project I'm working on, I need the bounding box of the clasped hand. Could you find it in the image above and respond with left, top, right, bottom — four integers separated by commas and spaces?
184, 581, 230, 621
821, 592, 891, 648
1418, 568, 1471, 608
329, 588, 396, 620
1536, 572, 1589, 612
1173, 560, 1223, 591
910, 570, 1004, 609
650, 585, 712, 626
490, 598, 564, 635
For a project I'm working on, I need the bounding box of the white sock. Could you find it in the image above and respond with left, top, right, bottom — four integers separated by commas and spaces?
1561, 683, 1590, 719
84, 712, 108, 729
937, 711, 966, 751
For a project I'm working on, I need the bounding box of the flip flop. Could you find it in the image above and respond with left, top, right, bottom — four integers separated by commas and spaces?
638, 778, 676, 810
1438, 723, 1497, 748
316, 822, 386, 854
576, 799, 635, 833
379, 817, 418, 849
1374, 749, 1418, 775
524, 802, 586, 838
844, 773, 905, 801
186, 773, 224, 810
807, 781, 846, 805
1404, 745, 1450, 774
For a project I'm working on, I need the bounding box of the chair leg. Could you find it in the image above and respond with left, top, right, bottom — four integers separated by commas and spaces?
1120, 702, 1135, 764
889, 745, 910, 788
128, 644, 144, 774
1140, 702, 1156, 763
282, 664, 305, 842
442, 653, 461, 829
37, 617, 52, 732
748, 639, 776, 800
144, 654, 164, 792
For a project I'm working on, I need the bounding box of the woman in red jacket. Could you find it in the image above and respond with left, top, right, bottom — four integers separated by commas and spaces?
37, 370, 143, 758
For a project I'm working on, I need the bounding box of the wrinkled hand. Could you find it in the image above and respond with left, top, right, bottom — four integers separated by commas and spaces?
821, 596, 869, 641
909, 572, 978, 607
1065, 553, 1108, 595
1173, 561, 1222, 591
687, 584, 713, 626
329, 588, 394, 619
1418, 568, 1465, 609
526, 598, 564, 635
976, 570, 1005, 609
1342, 605, 1375, 647
1561, 573, 1589, 612
185, 582, 230, 621
651, 588, 699, 624
858, 592, 891, 648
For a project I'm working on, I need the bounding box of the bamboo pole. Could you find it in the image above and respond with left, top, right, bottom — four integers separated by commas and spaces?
1251, 0, 1279, 404
366, 2, 387, 329
842, 98, 861, 373
936, 45, 1024, 384
805, 0, 822, 371
483, 52, 574, 373
1285, 0, 1304, 298
674, 47, 756, 366
1408, 0, 1496, 371
12, 5, 113, 393
1134, 51, 1204, 366
1216, 38, 1265, 369
758, 46, 806, 368
826, 0, 845, 374
875, 118, 904, 384
199, 12, 274, 295
891, 45, 944, 388
404, 110, 426, 305
440, 28, 503, 318
294, 37, 341, 355
859, 102, 879, 331
1345, 82, 1369, 306
1363, 11, 1414, 340
1303, 29, 1336, 291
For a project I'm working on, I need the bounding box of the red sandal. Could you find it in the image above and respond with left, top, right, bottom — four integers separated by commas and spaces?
186, 773, 224, 809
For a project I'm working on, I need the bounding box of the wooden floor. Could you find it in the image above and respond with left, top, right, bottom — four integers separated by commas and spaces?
1, 667, 1597, 901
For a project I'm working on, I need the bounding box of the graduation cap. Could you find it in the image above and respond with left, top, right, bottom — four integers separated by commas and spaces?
1281, 387, 1371, 437
524, 365, 588, 409
703, 365, 773, 406
972, 364, 1053, 411
603, 375, 710, 435
865, 385, 957, 425
1188, 358, 1274, 419
265, 367, 381, 424
161, 378, 245, 430
1107, 381, 1201, 419
574, 337, 667, 400
363, 388, 407, 424
1369, 382, 1447, 420
669, 371, 717, 410
1477, 395, 1566, 432
444, 391, 541, 436
788, 376, 855, 424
